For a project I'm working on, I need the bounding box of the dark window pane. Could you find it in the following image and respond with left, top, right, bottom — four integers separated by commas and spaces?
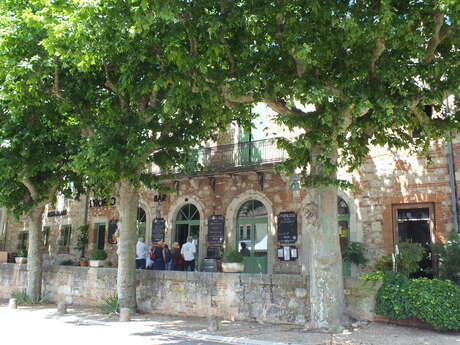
338, 198, 349, 215
397, 208, 430, 221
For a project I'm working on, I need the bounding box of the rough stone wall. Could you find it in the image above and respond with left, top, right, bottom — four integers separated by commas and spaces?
0, 264, 309, 325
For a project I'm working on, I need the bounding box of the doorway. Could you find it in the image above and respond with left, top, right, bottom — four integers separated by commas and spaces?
236, 200, 268, 274
175, 204, 200, 257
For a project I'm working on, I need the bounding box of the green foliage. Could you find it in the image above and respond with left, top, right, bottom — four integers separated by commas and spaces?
89, 249, 107, 261
361, 270, 385, 282
59, 259, 74, 266
75, 224, 89, 257
396, 242, 426, 276
342, 241, 368, 266
97, 294, 119, 314
433, 232, 460, 283
11, 290, 50, 305
375, 272, 412, 320
223, 248, 244, 263
373, 242, 426, 276
375, 272, 460, 330
16, 249, 27, 257
374, 255, 393, 271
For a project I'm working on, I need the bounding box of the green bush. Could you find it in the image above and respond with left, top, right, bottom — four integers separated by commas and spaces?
223, 248, 243, 263
433, 232, 460, 283
16, 248, 27, 257
342, 241, 368, 266
89, 248, 107, 260
11, 290, 50, 305
375, 272, 460, 330
60, 259, 75, 266
375, 272, 412, 320
373, 241, 426, 277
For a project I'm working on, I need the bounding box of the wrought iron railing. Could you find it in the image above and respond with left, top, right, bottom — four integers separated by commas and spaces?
151, 138, 287, 175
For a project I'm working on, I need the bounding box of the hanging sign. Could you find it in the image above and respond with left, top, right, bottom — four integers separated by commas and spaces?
151, 217, 165, 243
277, 211, 297, 243
207, 215, 225, 244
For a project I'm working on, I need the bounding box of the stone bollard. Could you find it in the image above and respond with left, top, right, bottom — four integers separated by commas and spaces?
119, 308, 131, 322
207, 315, 219, 332
57, 301, 67, 314
8, 298, 17, 309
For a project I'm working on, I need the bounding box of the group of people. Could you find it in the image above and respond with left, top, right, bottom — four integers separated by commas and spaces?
135, 236, 197, 271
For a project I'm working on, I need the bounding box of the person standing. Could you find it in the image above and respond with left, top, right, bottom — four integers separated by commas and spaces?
152, 241, 165, 270
171, 242, 184, 271
135, 237, 147, 269
163, 244, 172, 270
181, 236, 196, 272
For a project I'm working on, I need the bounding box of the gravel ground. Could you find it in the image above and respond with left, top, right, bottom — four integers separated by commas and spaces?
1, 301, 459, 345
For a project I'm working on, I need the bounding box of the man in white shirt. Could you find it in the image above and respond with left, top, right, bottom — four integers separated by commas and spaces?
180, 236, 196, 271
136, 237, 147, 269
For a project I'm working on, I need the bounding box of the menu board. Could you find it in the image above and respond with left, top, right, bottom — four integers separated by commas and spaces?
207, 215, 225, 244
151, 217, 165, 243
277, 212, 297, 243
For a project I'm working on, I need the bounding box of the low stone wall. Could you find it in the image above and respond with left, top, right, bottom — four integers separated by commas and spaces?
0, 263, 309, 324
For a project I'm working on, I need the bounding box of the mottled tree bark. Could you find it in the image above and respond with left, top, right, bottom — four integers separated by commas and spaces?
26, 204, 45, 301
305, 147, 345, 331
117, 179, 139, 311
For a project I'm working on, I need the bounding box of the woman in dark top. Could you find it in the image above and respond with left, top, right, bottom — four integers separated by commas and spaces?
171, 242, 184, 271
151, 241, 165, 270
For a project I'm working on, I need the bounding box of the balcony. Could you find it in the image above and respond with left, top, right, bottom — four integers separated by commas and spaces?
152, 138, 287, 176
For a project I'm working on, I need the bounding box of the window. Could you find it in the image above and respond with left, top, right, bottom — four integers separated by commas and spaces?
59, 225, 71, 249
95, 223, 106, 250
338, 197, 351, 276
43, 226, 50, 248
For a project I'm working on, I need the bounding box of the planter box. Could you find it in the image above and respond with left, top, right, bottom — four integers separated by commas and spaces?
221, 262, 244, 273
89, 260, 105, 267
15, 257, 27, 264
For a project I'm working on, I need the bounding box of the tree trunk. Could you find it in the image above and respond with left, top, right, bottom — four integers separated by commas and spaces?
305, 148, 345, 331
117, 179, 139, 311
26, 205, 45, 302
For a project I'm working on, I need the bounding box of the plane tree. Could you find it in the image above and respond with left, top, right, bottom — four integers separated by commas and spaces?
132, 0, 460, 329
0, 1, 85, 301
41, 0, 252, 313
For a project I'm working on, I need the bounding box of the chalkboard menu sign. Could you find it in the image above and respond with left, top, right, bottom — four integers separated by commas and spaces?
207, 215, 225, 244
277, 212, 297, 243
108, 219, 118, 244
151, 217, 165, 243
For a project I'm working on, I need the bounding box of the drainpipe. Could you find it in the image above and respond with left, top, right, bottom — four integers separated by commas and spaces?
447, 132, 459, 233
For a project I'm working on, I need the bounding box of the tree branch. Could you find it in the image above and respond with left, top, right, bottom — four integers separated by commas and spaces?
51, 56, 64, 99
22, 178, 38, 201
426, 11, 451, 62
370, 37, 385, 77
264, 98, 306, 117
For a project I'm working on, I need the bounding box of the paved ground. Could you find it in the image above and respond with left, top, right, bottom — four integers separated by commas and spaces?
1, 301, 460, 345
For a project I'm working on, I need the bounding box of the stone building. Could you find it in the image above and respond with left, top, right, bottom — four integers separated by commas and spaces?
0, 104, 458, 278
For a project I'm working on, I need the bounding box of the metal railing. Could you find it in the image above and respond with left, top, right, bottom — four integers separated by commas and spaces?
151, 138, 287, 175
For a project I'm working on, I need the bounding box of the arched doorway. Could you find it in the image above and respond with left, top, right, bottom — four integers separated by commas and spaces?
175, 204, 200, 248
236, 200, 268, 273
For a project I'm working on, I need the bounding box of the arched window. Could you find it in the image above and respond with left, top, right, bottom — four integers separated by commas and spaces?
137, 207, 146, 238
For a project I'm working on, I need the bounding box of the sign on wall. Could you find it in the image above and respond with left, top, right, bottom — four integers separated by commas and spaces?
152, 217, 165, 243
277, 212, 297, 243
207, 215, 225, 245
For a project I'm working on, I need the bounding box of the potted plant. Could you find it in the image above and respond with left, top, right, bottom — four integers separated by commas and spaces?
15, 248, 27, 264
89, 248, 107, 267
221, 247, 244, 273
79, 257, 89, 267
75, 224, 89, 260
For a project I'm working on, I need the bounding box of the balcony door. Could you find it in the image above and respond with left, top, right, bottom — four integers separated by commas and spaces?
236, 200, 268, 274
